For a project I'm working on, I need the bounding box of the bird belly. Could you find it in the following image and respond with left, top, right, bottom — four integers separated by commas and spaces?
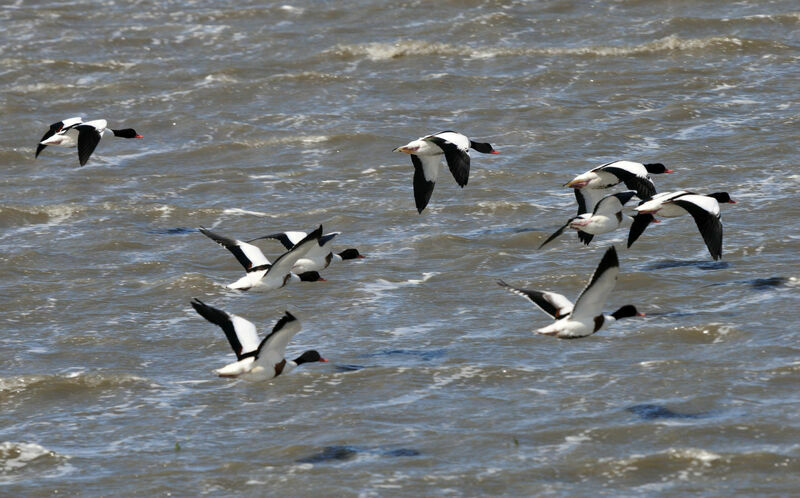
654, 204, 687, 217
215, 357, 256, 377
41, 131, 78, 148
537, 319, 593, 338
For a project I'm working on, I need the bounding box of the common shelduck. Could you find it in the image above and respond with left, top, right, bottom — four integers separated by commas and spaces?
393, 131, 498, 213
539, 191, 637, 248
627, 191, 735, 260
190, 299, 327, 379
566, 160, 673, 203
199, 225, 324, 291
249, 229, 364, 273
36, 118, 142, 166
498, 246, 643, 338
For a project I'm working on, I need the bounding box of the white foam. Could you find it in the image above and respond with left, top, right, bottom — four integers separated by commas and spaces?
0, 441, 65, 472
222, 208, 276, 218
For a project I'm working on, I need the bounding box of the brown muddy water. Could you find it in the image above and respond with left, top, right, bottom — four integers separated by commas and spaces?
1, 0, 799, 495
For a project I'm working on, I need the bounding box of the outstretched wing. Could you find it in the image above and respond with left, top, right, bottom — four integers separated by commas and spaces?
672, 196, 723, 260
199, 227, 270, 271
191, 298, 260, 360
497, 280, 573, 319
36, 121, 64, 158
627, 213, 654, 247
538, 219, 573, 249
254, 311, 302, 367
593, 191, 637, 216
412, 154, 439, 213
75, 124, 102, 166
601, 165, 656, 199
571, 246, 619, 321
426, 135, 470, 187
267, 225, 323, 278
248, 231, 308, 250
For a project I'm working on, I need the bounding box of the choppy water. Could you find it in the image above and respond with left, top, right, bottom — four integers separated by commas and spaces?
2, 0, 799, 495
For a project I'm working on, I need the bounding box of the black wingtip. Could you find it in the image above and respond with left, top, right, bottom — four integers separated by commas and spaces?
627, 213, 653, 248
597, 246, 619, 273
271, 310, 299, 334
308, 225, 323, 240
577, 231, 594, 246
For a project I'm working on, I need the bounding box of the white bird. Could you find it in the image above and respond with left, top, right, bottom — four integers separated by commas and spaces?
498, 246, 643, 338
190, 299, 327, 379
36, 118, 142, 166
628, 191, 736, 260
565, 160, 673, 201
249, 229, 364, 273
199, 225, 324, 291
393, 131, 498, 213
539, 191, 637, 248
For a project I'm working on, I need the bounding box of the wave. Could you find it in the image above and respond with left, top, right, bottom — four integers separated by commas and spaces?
325, 35, 791, 61
0, 441, 68, 477
0, 204, 81, 231
0, 372, 155, 401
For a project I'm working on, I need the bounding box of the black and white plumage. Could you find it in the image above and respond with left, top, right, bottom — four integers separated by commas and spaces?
498, 246, 643, 338
199, 225, 324, 291
393, 131, 498, 213
249, 229, 364, 273
36, 118, 142, 166
539, 191, 637, 248
566, 160, 673, 202
190, 299, 327, 379
627, 191, 735, 260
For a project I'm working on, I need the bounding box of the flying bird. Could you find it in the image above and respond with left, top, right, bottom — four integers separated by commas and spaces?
498, 246, 644, 338
191, 299, 327, 379
539, 191, 638, 248
36, 117, 142, 166
627, 191, 736, 260
249, 229, 364, 273
393, 131, 498, 213
199, 225, 324, 291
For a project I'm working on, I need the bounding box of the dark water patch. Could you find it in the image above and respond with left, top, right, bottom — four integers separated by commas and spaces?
296, 445, 420, 464
748, 277, 789, 290
334, 364, 364, 372
470, 226, 542, 236
359, 349, 446, 361
146, 227, 196, 235
704, 276, 789, 291
643, 260, 730, 271
297, 446, 358, 463
626, 404, 707, 420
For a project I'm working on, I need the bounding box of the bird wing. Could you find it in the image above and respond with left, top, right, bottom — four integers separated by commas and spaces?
574, 187, 605, 215
571, 246, 619, 321
266, 225, 323, 278
538, 218, 573, 249
411, 154, 440, 213
247, 231, 308, 250
191, 298, 260, 360
601, 165, 656, 199
627, 213, 654, 247
254, 311, 302, 367
426, 135, 470, 187
36, 121, 67, 158
497, 280, 574, 319
75, 125, 103, 166
577, 231, 594, 246
199, 227, 270, 271
593, 191, 637, 216
672, 196, 723, 260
